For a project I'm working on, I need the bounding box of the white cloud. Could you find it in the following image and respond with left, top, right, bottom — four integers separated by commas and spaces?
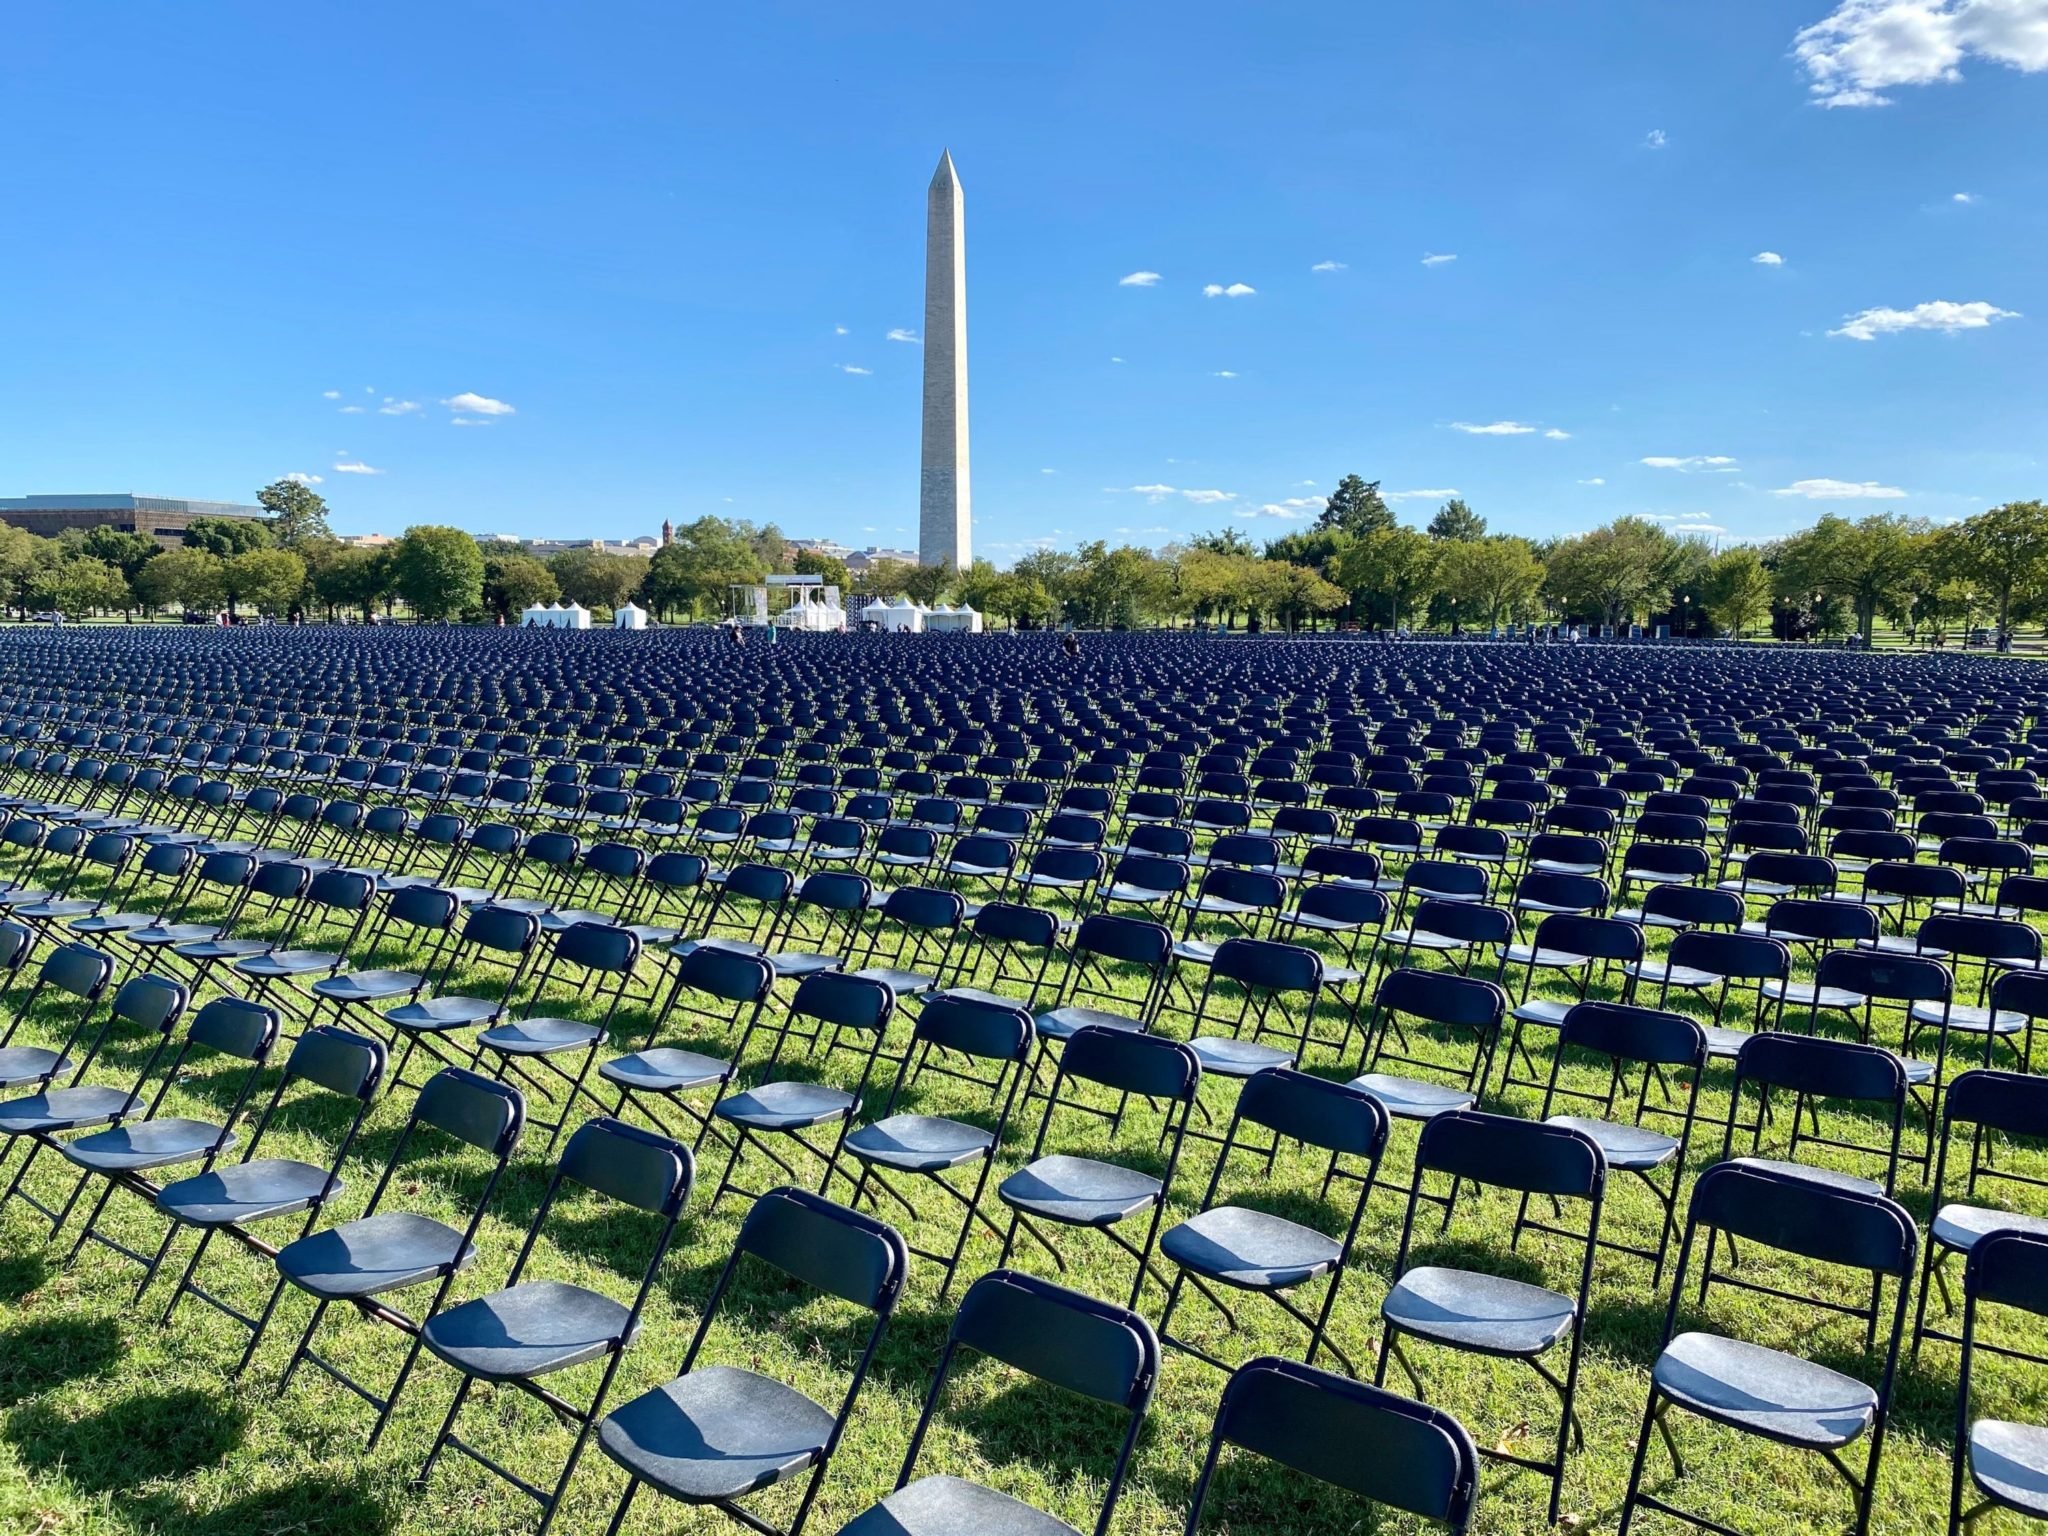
332, 460, 383, 475
1452, 420, 1538, 435
1771, 477, 1908, 498
1109, 356, 1125, 364
1387, 488, 1460, 502
1295, 480, 1317, 487
1544, 428, 1572, 440
1119, 271, 1163, 287
886, 328, 921, 343
338, 405, 365, 414
378, 398, 420, 415
1578, 477, 1607, 486
1041, 467, 1057, 475
364, 386, 376, 394
1247, 504, 1313, 520
1113, 484, 1238, 506
838, 364, 873, 375
1752, 250, 1786, 265
1793, 0, 2048, 108
450, 417, 490, 427
320, 390, 341, 400
1829, 299, 2020, 339
1311, 260, 1347, 273
1202, 282, 1256, 298
442, 391, 515, 416
1954, 190, 1976, 202
1421, 252, 1458, 266
1213, 370, 1239, 378
834, 324, 850, 335
282, 472, 323, 485
1642, 455, 1740, 471
1675, 521, 1727, 534
1645, 128, 1668, 148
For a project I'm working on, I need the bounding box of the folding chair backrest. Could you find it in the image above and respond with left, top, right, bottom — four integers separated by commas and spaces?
1945, 1068, 2048, 1140
112, 973, 189, 1033
675, 945, 774, 1003
1073, 912, 1172, 970
1733, 1032, 1905, 1106
915, 994, 1034, 1061
1063, 1025, 1200, 1101
464, 903, 541, 956
1816, 947, 1949, 1002
416, 1066, 527, 1154
790, 970, 893, 1036
1237, 1069, 1388, 1159
1969, 1230, 2048, 1317
1210, 937, 1320, 994
283, 1025, 388, 1101
558, 1115, 693, 1216
554, 921, 639, 974
949, 1269, 1160, 1410
1199, 1357, 1479, 1530
1688, 1159, 1914, 1277
1375, 967, 1505, 1030
188, 996, 282, 1061
1416, 1110, 1602, 1198
1556, 1001, 1705, 1068
732, 1187, 908, 1310
38, 943, 114, 1001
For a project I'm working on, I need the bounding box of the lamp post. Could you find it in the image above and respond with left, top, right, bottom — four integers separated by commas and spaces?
1676, 592, 1689, 640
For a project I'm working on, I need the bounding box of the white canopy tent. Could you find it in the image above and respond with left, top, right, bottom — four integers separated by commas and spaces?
613, 602, 648, 631
924, 603, 983, 633
521, 602, 591, 630
864, 596, 924, 633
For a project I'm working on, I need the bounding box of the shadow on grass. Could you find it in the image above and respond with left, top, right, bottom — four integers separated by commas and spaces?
0, 1314, 125, 1406
6, 1386, 245, 1490
131, 1471, 395, 1536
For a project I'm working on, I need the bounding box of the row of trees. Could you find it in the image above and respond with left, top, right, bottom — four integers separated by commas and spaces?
11, 475, 2043, 644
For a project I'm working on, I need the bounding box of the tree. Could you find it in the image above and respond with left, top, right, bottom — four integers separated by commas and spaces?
1700, 546, 1774, 638
1315, 474, 1395, 538
134, 548, 226, 614
31, 556, 130, 619
1773, 512, 1922, 644
78, 527, 158, 588
222, 549, 307, 619
1543, 517, 1673, 629
182, 516, 272, 557
1955, 501, 2048, 639
1426, 499, 1487, 542
1266, 562, 1347, 632
313, 545, 391, 622
549, 547, 644, 614
860, 558, 922, 599
1189, 527, 1259, 559
1331, 525, 1438, 628
391, 526, 485, 620
638, 518, 768, 620
0, 523, 45, 619
791, 548, 850, 591
1437, 536, 1544, 628
256, 479, 333, 549
900, 563, 954, 607
481, 552, 559, 621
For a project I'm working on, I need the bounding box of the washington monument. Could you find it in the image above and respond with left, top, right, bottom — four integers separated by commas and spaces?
918, 150, 971, 570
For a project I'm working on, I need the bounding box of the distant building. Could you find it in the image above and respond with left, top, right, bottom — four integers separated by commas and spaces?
0, 493, 265, 548
339, 532, 396, 549
524, 536, 661, 558
845, 546, 918, 574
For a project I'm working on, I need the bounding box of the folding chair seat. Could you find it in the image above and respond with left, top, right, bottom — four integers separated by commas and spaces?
828, 1270, 1158, 1536
1718, 850, 1837, 904
1158, 1069, 1388, 1374
1378, 1110, 1602, 1522
0, 940, 115, 1096
925, 899, 1062, 1012
1385, 897, 1513, 975
1510, 870, 1609, 923
1616, 1161, 1915, 1536
1498, 913, 1645, 1084
940, 831, 1015, 892
1182, 937, 1329, 1083
229, 867, 378, 1024
381, 903, 541, 1088
598, 1188, 907, 1536
997, 1025, 1200, 1307
1525, 831, 1608, 879
411, 1117, 694, 1530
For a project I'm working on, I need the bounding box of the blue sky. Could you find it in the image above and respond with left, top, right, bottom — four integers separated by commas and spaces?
3, 1, 2043, 558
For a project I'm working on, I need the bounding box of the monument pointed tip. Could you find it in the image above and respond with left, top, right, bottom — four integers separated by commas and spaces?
933, 148, 959, 184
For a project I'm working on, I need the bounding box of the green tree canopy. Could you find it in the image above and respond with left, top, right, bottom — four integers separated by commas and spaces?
312, 545, 391, 622
256, 479, 333, 549
1426, 498, 1487, 542
791, 548, 850, 590
1543, 517, 1673, 628
482, 551, 560, 621
222, 548, 307, 619
1954, 500, 2048, 636
548, 547, 644, 613
135, 547, 226, 614
637, 517, 767, 619
1436, 535, 1544, 627
391, 526, 485, 620
1315, 474, 1395, 538
183, 516, 272, 557
1773, 512, 1923, 644
1700, 545, 1775, 638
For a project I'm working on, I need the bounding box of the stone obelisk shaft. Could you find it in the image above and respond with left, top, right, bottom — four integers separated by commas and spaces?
919, 151, 970, 570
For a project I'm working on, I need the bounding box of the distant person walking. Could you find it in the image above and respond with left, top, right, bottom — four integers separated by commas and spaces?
1061, 630, 1081, 661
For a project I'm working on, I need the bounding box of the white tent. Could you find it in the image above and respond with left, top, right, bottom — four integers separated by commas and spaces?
614, 602, 648, 631
520, 602, 553, 627
925, 603, 983, 634
562, 602, 592, 630
865, 596, 922, 633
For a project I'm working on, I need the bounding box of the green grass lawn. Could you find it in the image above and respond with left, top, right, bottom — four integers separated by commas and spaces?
0, 826, 2042, 1535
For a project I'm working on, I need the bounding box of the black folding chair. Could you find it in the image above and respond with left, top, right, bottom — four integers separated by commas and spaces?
1615, 1160, 1916, 1536
153, 1024, 388, 1336
598, 1188, 908, 1536
411, 1116, 694, 1533
1948, 1229, 2048, 1533
827, 1270, 1158, 1536
1157, 1067, 1387, 1374
1378, 1110, 1603, 1522
260, 1066, 526, 1446
1184, 1356, 1480, 1534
